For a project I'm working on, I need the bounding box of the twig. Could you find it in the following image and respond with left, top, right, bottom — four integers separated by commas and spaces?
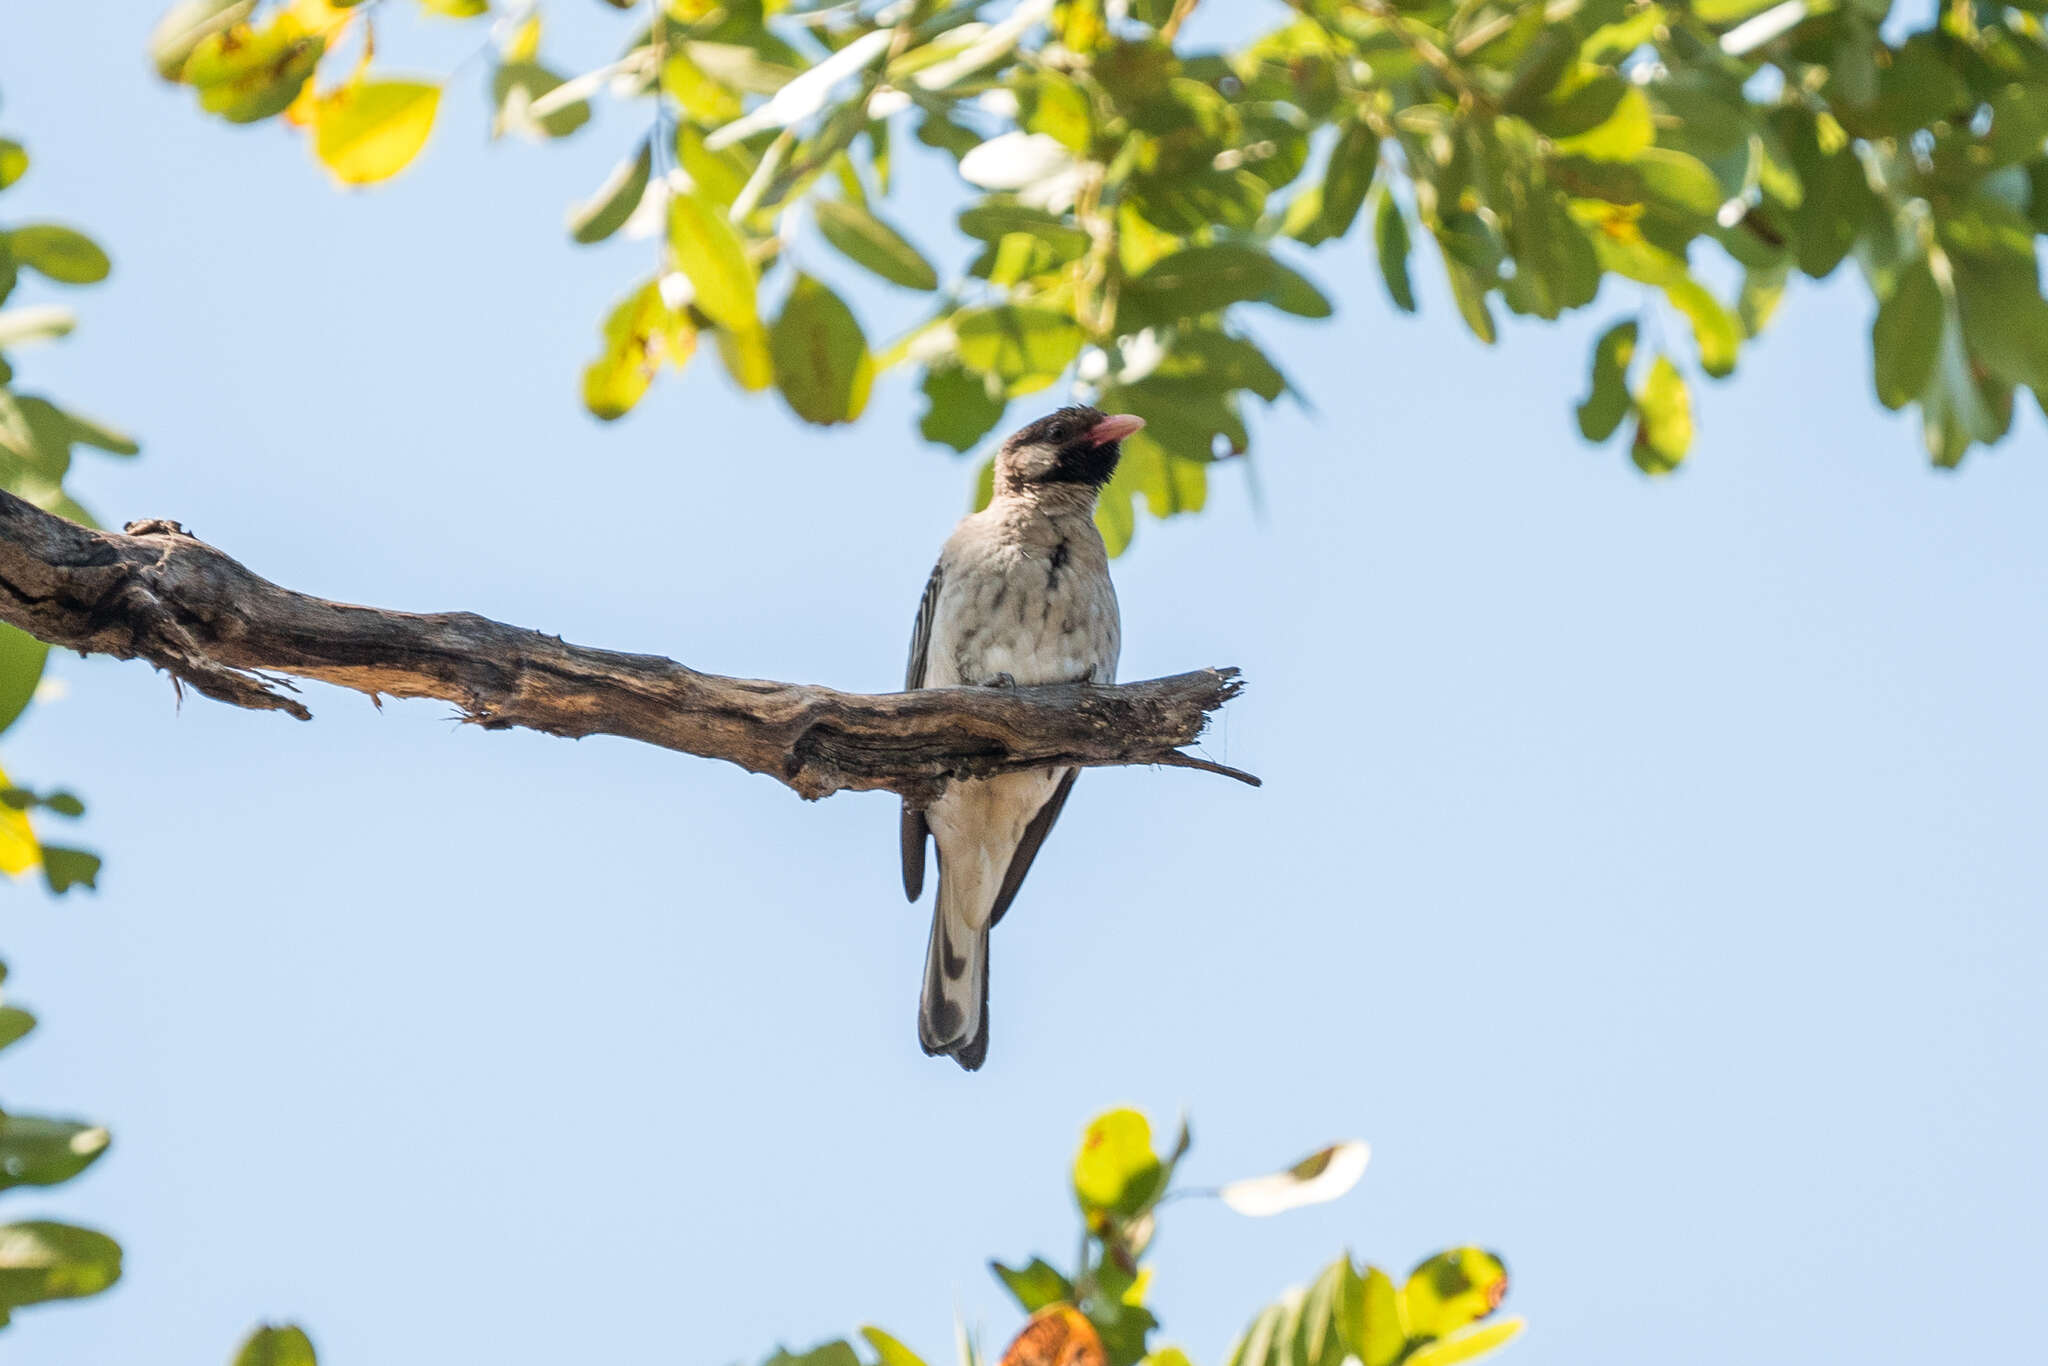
0, 492, 1258, 804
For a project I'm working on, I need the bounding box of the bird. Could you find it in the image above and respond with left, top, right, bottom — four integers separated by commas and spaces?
901, 404, 1144, 1071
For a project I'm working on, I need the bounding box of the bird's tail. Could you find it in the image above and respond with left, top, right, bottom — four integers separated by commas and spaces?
919, 868, 990, 1071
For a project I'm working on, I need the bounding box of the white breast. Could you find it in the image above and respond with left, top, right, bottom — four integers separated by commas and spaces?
927, 539, 1120, 689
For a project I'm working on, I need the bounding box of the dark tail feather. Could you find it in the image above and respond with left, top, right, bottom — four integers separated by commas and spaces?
918, 886, 990, 1071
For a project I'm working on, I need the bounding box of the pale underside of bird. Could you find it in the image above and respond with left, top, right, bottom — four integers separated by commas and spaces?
900, 405, 1144, 1071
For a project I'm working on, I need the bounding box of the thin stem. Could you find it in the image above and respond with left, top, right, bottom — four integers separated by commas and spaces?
1357, 0, 1493, 114
1158, 0, 1201, 43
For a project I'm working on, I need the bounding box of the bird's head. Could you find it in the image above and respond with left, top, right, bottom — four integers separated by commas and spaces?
993, 405, 1146, 494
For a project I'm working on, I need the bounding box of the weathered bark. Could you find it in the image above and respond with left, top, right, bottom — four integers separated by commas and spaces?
0, 491, 1255, 802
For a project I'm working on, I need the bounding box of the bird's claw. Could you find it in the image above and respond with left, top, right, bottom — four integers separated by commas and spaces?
984, 672, 1018, 688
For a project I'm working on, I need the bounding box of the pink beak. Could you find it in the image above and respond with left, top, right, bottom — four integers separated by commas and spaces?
1087, 413, 1145, 446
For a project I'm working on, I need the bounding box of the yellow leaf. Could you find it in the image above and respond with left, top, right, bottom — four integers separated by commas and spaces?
313, 79, 440, 186
1553, 87, 1653, 161
668, 191, 759, 331
503, 12, 541, 62
0, 765, 39, 878
715, 323, 774, 392
288, 0, 359, 33
1403, 1319, 1526, 1366
1632, 356, 1692, 474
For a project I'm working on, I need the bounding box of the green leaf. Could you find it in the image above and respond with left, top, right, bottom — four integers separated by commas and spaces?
676, 124, 751, 209
959, 201, 1091, 259
683, 42, 800, 96
1738, 262, 1789, 337
1319, 119, 1380, 237
1523, 65, 1627, 138
2021, 160, 2048, 236
1631, 357, 1691, 474
39, 846, 99, 894
0, 625, 49, 735
1122, 244, 1332, 327
1553, 87, 1653, 162
992, 1255, 1074, 1313
1226, 1300, 1285, 1366
770, 275, 873, 426
0, 1221, 121, 1314
1298, 1263, 1354, 1366
0, 1008, 35, 1053
569, 142, 652, 246
1073, 1108, 1165, 1220
491, 61, 592, 140
1375, 192, 1416, 313
1577, 320, 1637, 441
669, 192, 759, 332
0, 141, 25, 191
952, 306, 1084, 391
0, 1115, 111, 1192
1339, 1265, 1405, 1366
1098, 428, 1208, 528
1663, 278, 1738, 378
1792, 149, 1880, 281
859, 1326, 926, 1366
813, 200, 938, 292
1404, 1319, 1526, 1366
314, 81, 441, 185
715, 323, 775, 393
1442, 256, 1497, 344
662, 50, 743, 123
919, 365, 1006, 452
1498, 177, 1600, 319
234, 1324, 318, 1366
1402, 1249, 1511, 1342
54, 405, 139, 456
1634, 148, 1726, 219
1919, 316, 2004, 466
5, 227, 107, 285
1104, 379, 1245, 460
1872, 254, 1942, 410
1161, 330, 1289, 403
1023, 74, 1095, 154
1833, 34, 1970, 140
148, 0, 256, 81
1947, 247, 2048, 396
767, 1341, 862, 1366
419, 0, 489, 16
1693, 0, 1788, 20
184, 19, 324, 124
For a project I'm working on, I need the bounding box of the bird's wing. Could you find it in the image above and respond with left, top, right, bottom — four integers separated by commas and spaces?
905, 561, 943, 691
900, 561, 944, 900
987, 767, 1078, 928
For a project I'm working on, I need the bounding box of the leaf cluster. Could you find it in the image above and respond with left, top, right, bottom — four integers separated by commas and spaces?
0, 89, 118, 891
139, 0, 2048, 551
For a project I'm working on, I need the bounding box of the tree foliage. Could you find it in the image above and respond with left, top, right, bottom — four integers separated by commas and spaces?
144, 0, 2048, 555
0, 89, 120, 894
0, 961, 120, 1327
727, 1110, 1521, 1366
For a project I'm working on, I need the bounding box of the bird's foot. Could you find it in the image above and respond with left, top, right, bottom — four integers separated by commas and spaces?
982, 672, 1018, 688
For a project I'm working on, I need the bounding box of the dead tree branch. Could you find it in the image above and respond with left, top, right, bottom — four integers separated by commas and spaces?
0, 491, 1256, 802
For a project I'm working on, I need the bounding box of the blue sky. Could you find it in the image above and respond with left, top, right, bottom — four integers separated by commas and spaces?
4, 4, 2045, 1365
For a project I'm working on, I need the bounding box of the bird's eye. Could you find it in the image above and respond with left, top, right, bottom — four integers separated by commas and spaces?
1049, 423, 1069, 441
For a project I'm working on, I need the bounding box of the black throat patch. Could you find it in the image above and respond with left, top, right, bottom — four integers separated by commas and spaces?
1043, 436, 1122, 487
